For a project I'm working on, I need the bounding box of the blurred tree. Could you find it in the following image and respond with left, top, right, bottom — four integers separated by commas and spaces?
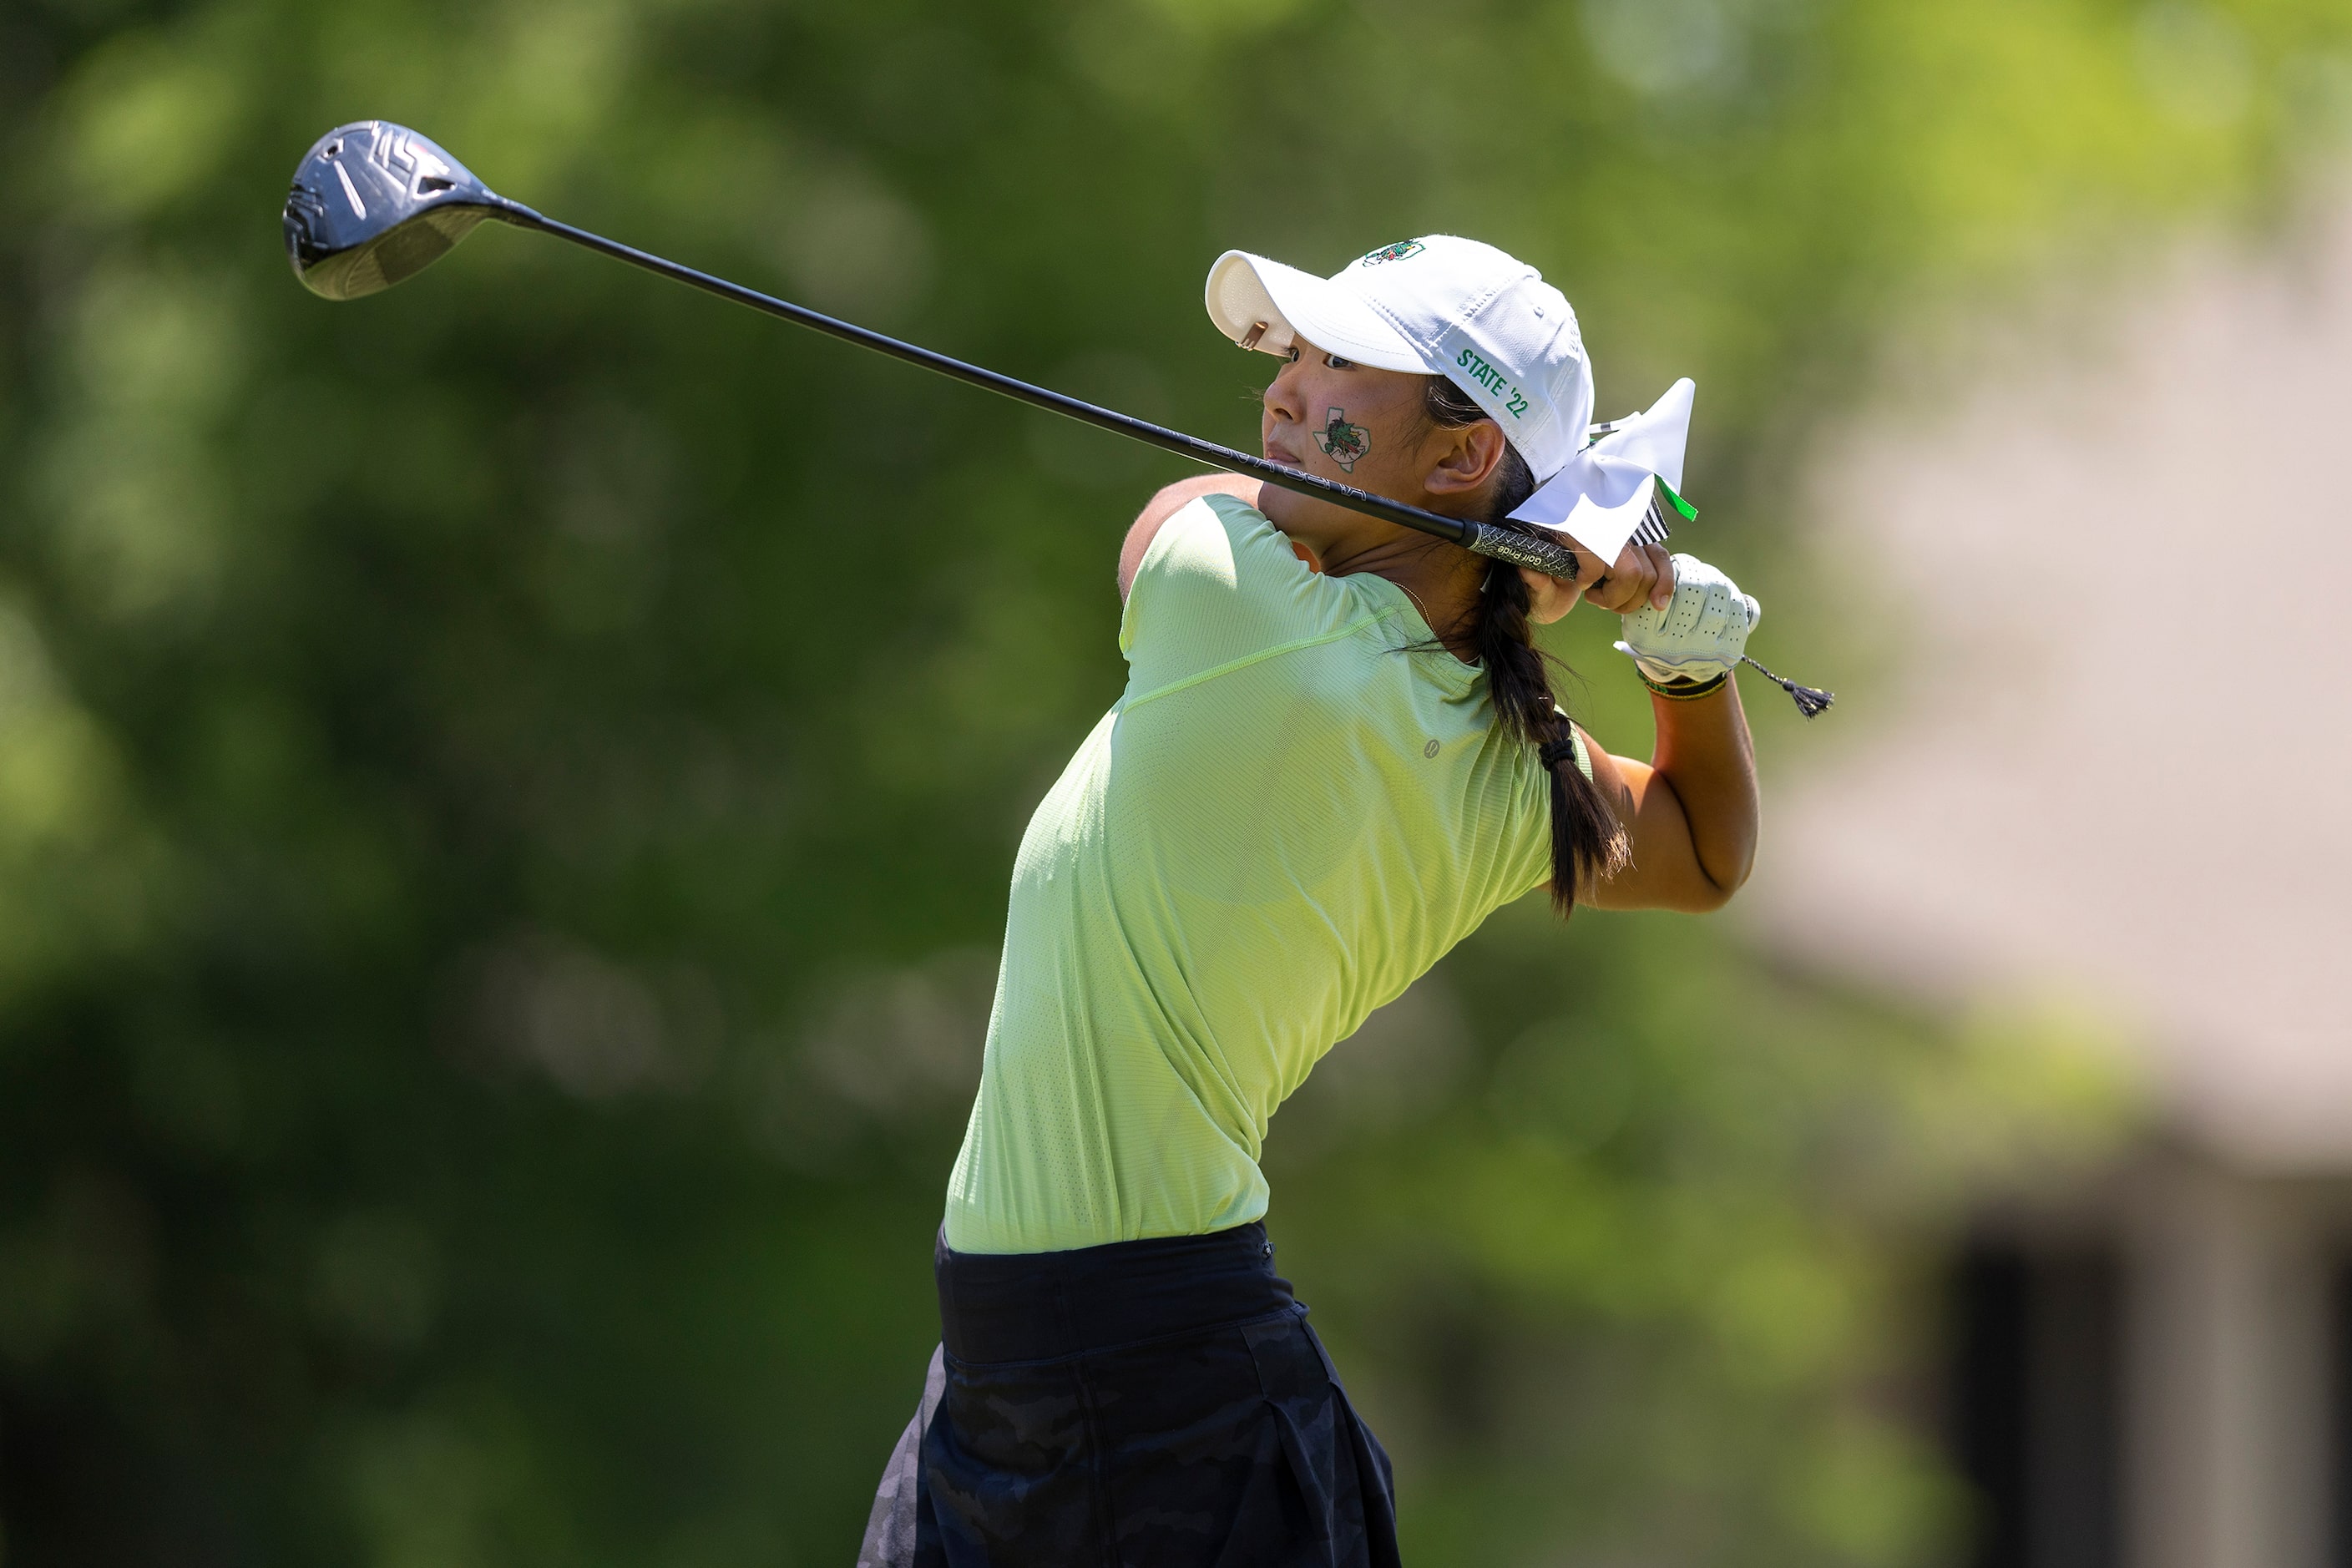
0, 0, 2340, 1562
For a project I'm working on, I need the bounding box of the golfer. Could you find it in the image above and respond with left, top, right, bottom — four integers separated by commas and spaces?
860, 235, 1762, 1567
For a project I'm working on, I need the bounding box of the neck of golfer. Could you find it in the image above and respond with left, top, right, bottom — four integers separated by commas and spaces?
1256, 487, 1494, 662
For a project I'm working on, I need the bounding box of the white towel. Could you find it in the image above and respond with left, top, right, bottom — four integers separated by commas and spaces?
1510, 378, 1695, 564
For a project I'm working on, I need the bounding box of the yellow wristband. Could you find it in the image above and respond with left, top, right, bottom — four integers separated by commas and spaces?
1640, 670, 1728, 701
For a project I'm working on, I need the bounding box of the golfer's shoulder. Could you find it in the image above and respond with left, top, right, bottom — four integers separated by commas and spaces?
1126, 489, 1346, 638
1120, 475, 1265, 597
1145, 492, 1282, 585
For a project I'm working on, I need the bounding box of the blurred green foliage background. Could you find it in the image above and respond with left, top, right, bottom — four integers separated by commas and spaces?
0, 0, 2343, 1561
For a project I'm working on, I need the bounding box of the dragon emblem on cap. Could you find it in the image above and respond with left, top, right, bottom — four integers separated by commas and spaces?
1359, 240, 1425, 266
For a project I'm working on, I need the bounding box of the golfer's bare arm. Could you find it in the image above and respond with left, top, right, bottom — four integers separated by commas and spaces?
1121, 476, 1758, 912
1119, 474, 1263, 600
1576, 685, 1758, 913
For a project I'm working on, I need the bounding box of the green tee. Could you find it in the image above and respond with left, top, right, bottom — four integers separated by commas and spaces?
943, 494, 1560, 1253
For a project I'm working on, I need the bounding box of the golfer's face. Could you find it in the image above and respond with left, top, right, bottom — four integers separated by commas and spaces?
1259, 341, 1429, 502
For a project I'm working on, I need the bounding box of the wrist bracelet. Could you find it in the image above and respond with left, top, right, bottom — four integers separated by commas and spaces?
1639, 670, 1729, 701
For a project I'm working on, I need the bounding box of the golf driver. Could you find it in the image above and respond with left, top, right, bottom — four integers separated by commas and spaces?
281, 120, 1590, 580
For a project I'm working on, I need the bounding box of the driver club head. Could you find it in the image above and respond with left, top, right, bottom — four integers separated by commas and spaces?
284, 122, 508, 301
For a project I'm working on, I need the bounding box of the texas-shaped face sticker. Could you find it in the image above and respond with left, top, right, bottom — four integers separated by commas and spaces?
1313, 407, 1371, 473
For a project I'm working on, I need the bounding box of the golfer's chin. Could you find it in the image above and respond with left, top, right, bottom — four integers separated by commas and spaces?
1257, 441, 1412, 557
1252, 465, 1315, 536
1259, 443, 1360, 497
1251, 481, 1356, 568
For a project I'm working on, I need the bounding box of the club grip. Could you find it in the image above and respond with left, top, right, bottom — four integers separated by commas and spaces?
1463, 521, 1581, 581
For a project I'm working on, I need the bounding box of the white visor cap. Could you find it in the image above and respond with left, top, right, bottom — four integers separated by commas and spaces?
1204, 235, 1595, 484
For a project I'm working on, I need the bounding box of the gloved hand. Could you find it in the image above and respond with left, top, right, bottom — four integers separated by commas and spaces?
1614, 554, 1758, 685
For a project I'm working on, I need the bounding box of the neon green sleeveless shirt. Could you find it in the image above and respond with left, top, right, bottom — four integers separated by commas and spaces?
942, 494, 1564, 1253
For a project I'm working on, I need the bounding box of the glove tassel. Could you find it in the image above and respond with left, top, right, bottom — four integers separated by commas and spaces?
1739, 655, 1835, 719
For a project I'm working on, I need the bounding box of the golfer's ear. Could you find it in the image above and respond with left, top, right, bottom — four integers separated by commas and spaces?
1424, 422, 1508, 497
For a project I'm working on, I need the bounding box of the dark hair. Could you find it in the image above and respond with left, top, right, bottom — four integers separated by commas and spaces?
1422, 376, 1627, 914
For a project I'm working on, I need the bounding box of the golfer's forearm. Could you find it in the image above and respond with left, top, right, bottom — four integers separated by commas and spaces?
1649, 685, 1758, 895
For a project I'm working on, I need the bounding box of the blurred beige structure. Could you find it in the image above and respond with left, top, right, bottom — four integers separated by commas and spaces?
1760, 189, 2352, 1568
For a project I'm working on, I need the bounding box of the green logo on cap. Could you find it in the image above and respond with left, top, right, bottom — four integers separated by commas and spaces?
1360, 240, 1424, 266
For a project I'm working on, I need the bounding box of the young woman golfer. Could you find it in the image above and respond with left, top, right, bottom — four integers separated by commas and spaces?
859, 235, 1763, 1567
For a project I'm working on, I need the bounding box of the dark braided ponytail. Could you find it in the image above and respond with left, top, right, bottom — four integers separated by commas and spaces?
1424, 377, 1628, 914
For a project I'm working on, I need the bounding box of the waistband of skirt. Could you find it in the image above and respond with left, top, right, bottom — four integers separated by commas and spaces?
934, 1222, 1296, 1364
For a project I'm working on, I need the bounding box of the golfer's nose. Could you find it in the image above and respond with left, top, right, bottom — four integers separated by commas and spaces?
1262, 357, 1305, 426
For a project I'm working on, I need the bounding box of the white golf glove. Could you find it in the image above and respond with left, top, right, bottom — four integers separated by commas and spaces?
1614, 554, 1759, 684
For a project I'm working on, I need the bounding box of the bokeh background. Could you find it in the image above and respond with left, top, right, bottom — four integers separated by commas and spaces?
3, 0, 2349, 1563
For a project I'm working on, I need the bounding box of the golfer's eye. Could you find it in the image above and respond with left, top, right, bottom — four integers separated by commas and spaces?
1323, 353, 1354, 370
1283, 346, 1301, 363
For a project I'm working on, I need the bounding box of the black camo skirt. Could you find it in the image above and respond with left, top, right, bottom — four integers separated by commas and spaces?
857, 1223, 1402, 1568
